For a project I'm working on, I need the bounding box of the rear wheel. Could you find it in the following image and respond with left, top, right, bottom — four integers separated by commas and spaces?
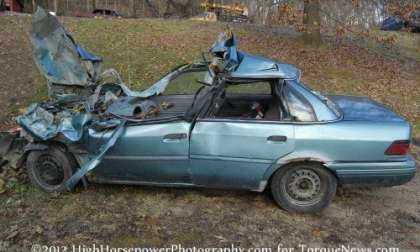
26, 146, 76, 193
270, 163, 337, 213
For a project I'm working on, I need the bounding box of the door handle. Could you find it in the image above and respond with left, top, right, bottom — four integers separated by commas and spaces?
267, 135, 287, 142
163, 133, 187, 142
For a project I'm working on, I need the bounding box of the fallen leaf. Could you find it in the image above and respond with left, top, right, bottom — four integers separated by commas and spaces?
6, 231, 18, 241
0, 178, 6, 194
214, 234, 228, 242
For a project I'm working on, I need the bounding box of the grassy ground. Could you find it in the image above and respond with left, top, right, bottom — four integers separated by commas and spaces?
0, 15, 420, 251
366, 29, 420, 61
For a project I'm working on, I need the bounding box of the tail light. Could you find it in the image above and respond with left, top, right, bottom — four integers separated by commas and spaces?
385, 140, 410, 155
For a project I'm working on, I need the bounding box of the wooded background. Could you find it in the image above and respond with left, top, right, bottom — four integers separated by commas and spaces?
11, 0, 420, 48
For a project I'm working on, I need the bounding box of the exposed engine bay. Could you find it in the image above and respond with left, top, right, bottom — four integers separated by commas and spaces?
6, 8, 216, 190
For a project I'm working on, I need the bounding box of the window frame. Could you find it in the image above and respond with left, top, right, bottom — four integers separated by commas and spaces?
281, 80, 317, 122
162, 67, 211, 96
201, 78, 288, 122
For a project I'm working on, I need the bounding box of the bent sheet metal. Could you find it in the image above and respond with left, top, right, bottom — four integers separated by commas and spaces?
18, 8, 191, 190
65, 121, 126, 190
13, 8, 305, 191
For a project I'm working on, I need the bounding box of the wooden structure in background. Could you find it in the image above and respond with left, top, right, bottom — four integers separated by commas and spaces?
5, 0, 23, 12
201, 0, 248, 22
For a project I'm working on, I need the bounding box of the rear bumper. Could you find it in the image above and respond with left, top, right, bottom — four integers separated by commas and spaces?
327, 156, 417, 186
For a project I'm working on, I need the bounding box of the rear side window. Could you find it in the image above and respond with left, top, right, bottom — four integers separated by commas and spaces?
283, 84, 316, 122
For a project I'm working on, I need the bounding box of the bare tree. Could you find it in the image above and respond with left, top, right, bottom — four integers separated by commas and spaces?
0, 0, 5, 12
54, 0, 58, 14
166, 0, 195, 17
303, 0, 321, 46
144, 0, 160, 17
92, 0, 96, 11
129, 0, 136, 17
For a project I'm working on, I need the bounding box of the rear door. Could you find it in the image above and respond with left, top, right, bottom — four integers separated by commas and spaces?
189, 81, 296, 190
190, 121, 295, 189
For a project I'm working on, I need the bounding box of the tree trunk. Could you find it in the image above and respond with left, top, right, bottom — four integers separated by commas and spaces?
0, 0, 5, 12
53, 0, 58, 14
86, 0, 90, 12
303, 0, 321, 46
166, 0, 195, 18
129, 0, 136, 18
144, 0, 159, 17
32, 0, 36, 12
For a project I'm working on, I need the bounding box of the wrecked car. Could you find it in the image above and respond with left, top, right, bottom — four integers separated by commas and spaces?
1, 8, 416, 213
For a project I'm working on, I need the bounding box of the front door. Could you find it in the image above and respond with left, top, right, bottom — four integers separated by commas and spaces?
90, 121, 192, 184
89, 65, 211, 185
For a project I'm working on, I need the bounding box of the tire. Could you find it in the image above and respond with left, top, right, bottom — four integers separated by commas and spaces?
26, 146, 76, 193
270, 163, 337, 213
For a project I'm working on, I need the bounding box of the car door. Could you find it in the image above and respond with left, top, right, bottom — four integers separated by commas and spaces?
88, 68, 210, 185
190, 121, 295, 189
189, 81, 296, 190
89, 121, 192, 184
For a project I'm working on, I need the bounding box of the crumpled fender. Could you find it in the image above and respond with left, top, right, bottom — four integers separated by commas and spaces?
10, 142, 49, 169
21, 141, 91, 189
23, 142, 49, 153
65, 120, 126, 190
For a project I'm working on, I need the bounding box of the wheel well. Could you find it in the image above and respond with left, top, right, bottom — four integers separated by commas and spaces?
267, 160, 338, 187
22, 141, 77, 167
23, 141, 88, 190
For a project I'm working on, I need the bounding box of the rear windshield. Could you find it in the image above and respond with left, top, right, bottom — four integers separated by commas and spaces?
297, 82, 341, 118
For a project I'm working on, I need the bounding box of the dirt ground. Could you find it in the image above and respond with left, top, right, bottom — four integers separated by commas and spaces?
1, 167, 420, 251
0, 14, 420, 251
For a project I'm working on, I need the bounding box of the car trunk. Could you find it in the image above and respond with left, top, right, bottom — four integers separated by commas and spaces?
328, 95, 406, 122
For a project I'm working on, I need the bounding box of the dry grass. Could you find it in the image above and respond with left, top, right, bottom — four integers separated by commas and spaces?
0, 15, 419, 250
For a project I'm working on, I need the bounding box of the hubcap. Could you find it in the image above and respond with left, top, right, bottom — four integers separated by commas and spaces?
34, 155, 64, 186
286, 169, 321, 202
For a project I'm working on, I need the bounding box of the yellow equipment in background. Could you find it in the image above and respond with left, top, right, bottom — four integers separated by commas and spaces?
200, 0, 249, 22
191, 11, 218, 22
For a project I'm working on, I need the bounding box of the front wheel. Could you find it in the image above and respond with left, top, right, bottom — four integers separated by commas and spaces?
270, 163, 337, 213
26, 146, 76, 193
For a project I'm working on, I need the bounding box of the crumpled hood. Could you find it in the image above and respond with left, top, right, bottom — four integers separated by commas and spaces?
30, 7, 102, 86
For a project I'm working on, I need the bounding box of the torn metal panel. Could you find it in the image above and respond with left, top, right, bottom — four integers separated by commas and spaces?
210, 31, 300, 80
209, 31, 239, 71
0, 133, 16, 157
76, 45, 101, 62
99, 63, 206, 101
230, 52, 300, 80
65, 120, 126, 190
106, 97, 158, 118
101, 65, 191, 99
16, 103, 92, 142
31, 7, 101, 87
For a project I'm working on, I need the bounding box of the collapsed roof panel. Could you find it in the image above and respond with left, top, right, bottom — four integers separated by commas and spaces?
209, 31, 301, 80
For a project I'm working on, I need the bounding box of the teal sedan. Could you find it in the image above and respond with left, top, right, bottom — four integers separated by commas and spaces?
16, 9, 416, 213
81, 62, 415, 213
